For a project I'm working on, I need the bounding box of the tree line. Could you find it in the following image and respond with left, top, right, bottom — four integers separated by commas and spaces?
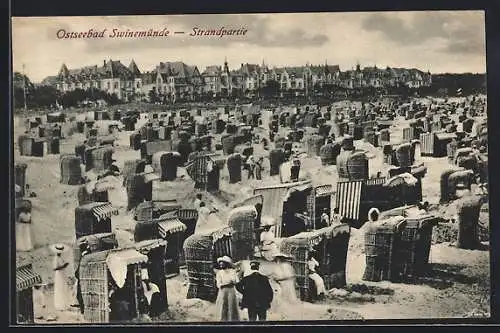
13, 72, 122, 110
13, 72, 486, 110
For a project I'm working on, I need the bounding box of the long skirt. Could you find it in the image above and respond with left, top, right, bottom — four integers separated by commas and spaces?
309, 273, 326, 296
54, 269, 70, 310
16, 223, 33, 252
215, 286, 240, 322
255, 165, 262, 180
271, 278, 298, 309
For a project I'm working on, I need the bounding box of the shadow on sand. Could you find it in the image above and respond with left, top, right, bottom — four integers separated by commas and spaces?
412, 263, 482, 290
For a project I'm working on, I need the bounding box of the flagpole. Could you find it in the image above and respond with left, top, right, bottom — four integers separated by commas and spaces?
22, 64, 27, 111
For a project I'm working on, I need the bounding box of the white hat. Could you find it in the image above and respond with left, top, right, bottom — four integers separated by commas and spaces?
217, 255, 233, 266
368, 208, 381, 222
50, 243, 66, 254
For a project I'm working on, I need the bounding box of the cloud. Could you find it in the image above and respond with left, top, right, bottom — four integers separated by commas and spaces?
11, 12, 486, 82
63, 14, 331, 53
361, 11, 485, 55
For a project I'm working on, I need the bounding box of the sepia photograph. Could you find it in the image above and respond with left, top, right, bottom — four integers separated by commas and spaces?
11, 11, 489, 324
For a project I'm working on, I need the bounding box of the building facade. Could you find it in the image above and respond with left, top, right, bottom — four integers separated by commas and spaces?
155, 61, 204, 101
41, 59, 432, 102
42, 59, 143, 101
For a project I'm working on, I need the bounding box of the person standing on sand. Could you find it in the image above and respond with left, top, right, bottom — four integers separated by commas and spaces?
255, 157, 264, 180
246, 155, 255, 180
236, 261, 273, 321
51, 244, 70, 311
194, 193, 203, 210
307, 252, 326, 301
16, 206, 33, 252
195, 202, 218, 232
71, 240, 91, 314
215, 256, 240, 322
270, 254, 297, 308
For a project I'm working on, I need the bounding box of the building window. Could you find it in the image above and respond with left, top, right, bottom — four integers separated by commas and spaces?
114, 82, 118, 89
107, 82, 111, 89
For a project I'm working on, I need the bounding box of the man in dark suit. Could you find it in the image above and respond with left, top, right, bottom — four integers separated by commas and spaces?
236, 261, 274, 321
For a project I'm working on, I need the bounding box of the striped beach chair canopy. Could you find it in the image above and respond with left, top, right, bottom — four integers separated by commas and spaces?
79, 202, 119, 220
16, 264, 42, 292
156, 217, 187, 238
335, 180, 363, 222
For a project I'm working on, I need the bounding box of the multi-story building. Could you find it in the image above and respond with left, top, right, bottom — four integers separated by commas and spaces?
41, 58, 432, 102
42, 59, 143, 101
139, 71, 157, 100
340, 64, 432, 89
202, 65, 222, 96
155, 61, 203, 101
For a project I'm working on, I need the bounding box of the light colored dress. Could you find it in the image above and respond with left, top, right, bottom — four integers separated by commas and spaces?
260, 229, 280, 261
271, 261, 298, 308
215, 269, 241, 322
307, 258, 326, 296
194, 199, 202, 211
321, 213, 330, 227
53, 255, 70, 310
16, 212, 33, 251
330, 213, 343, 226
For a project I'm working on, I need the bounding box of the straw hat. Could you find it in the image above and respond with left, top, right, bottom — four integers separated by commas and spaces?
50, 243, 66, 254
217, 255, 233, 266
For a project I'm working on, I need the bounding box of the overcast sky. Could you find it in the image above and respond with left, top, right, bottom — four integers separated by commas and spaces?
12, 11, 486, 83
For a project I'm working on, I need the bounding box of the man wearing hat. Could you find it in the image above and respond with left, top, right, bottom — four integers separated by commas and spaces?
51, 244, 70, 311
71, 239, 91, 314
236, 261, 274, 321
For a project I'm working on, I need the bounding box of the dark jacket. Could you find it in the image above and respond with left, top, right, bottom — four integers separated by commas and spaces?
236, 272, 274, 310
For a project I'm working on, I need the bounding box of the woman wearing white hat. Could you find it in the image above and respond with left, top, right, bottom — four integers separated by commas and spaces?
215, 256, 240, 321
270, 253, 298, 308
51, 244, 70, 311
16, 206, 33, 252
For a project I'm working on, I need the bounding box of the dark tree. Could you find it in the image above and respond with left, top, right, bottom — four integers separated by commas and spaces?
260, 79, 280, 98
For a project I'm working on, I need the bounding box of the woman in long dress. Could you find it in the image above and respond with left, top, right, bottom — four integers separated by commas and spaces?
307, 253, 326, 299
52, 244, 70, 311
270, 254, 298, 308
260, 225, 280, 261
16, 207, 33, 252
215, 256, 240, 322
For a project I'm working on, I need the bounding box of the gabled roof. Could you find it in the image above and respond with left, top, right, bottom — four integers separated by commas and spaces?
203, 65, 221, 76
103, 60, 136, 79
157, 61, 199, 79
285, 66, 306, 77
240, 63, 260, 75
141, 71, 156, 85
57, 60, 138, 81
128, 60, 141, 76
40, 75, 59, 86
58, 63, 69, 77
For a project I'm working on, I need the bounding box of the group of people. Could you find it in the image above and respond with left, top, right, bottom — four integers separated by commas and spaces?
214, 256, 274, 321
243, 155, 264, 180
214, 251, 327, 322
